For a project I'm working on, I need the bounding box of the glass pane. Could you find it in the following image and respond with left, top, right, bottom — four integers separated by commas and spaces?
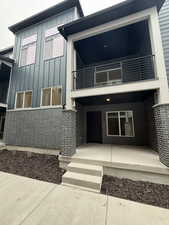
20, 48, 27, 66
96, 63, 120, 72
96, 72, 107, 83
45, 39, 53, 59
120, 112, 134, 136
27, 43, 36, 65
42, 88, 51, 106
108, 116, 119, 136
24, 91, 32, 108
109, 69, 121, 81
52, 87, 61, 105
108, 112, 118, 118
53, 34, 64, 58
120, 112, 126, 118
16, 93, 24, 108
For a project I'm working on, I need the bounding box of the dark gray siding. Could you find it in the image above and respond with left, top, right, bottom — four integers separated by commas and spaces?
8, 8, 76, 109
159, 0, 169, 86
76, 101, 156, 147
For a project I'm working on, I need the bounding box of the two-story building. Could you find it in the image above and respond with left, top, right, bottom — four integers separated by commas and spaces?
2, 0, 169, 187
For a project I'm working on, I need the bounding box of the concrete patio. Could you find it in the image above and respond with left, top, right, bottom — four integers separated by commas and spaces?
72, 144, 169, 185
0, 172, 168, 225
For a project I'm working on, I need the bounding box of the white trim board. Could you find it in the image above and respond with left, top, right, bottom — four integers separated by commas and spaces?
71, 79, 160, 99
0, 103, 7, 108
69, 7, 156, 42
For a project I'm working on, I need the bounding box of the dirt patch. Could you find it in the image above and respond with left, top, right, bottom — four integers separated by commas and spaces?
101, 175, 169, 209
0, 150, 65, 184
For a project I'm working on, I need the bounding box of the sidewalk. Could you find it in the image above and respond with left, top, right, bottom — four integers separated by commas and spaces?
0, 172, 168, 225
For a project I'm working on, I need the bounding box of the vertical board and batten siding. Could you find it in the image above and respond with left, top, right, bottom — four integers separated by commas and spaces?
159, 0, 169, 86
8, 8, 76, 109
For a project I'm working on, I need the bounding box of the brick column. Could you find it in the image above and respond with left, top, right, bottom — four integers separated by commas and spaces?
154, 104, 169, 167
61, 110, 76, 156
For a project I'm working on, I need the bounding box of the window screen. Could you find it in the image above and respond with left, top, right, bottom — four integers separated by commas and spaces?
42, 87, 62, 106
24, 91, 32, 108
42, 88, 51, 106
16, 91, 33, 109
16, 93, 24, 108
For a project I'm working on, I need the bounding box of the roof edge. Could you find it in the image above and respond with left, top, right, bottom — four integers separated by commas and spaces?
0, 46, 13, 55
9, 0, 84, 33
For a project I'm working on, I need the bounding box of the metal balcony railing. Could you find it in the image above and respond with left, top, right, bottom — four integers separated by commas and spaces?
72, 55, 156, 90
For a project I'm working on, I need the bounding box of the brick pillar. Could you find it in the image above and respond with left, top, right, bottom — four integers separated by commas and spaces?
154, 104, 169, 167
61, 110, 76, 156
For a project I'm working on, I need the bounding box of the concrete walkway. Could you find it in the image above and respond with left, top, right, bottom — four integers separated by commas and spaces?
0, 172, 168, 225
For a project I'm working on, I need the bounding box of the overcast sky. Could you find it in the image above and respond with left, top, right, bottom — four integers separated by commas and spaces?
0, 0, 125, 50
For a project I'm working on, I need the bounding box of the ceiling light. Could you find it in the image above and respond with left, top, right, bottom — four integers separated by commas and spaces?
104, 45, 108, 48
106, 98, 111, 102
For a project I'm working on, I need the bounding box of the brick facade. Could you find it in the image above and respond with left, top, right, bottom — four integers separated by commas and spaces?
4, 108, 63, 149
154, 104, 169, 167
61, 110, 76, 156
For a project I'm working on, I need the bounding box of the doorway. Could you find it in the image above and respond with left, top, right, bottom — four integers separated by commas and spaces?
87, 111, 102, 143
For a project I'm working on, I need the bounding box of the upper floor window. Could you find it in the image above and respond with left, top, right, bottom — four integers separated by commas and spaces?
15, 91, 32, 109
20, 34, 37, 67
95, 63, 122, 86
41, 86, 62, 107
44, 26, 64, 60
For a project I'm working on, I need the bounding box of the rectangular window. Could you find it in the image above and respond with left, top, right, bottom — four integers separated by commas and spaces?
95, 63, 122, 86
41, 87, 62, 107
20, 34, 37, 67
44, 26, 64, 60
106, 111, 134, 137
15, 91, 33, 109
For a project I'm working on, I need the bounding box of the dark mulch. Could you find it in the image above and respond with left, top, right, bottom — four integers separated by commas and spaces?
101, 175, 169, 209
0, 150, 65, 184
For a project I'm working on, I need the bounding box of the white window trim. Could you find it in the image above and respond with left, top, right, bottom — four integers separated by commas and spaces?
40, 86, 62, 108
15, 90, 33, 109
94, 66, 122, 86
106, 110, 135, 137
19, 34, 37, 67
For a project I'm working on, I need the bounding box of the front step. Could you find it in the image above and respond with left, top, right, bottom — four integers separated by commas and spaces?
68, 162, 102, 176
62, 171, 102, 191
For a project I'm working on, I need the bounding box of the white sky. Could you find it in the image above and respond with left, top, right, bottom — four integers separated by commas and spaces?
0, 0, 125, 50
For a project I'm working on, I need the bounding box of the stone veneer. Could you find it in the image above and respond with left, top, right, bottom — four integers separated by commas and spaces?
154, 104, 169, 167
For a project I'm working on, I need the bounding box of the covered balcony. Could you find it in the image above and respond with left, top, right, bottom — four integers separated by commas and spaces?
72, 20, 158, 96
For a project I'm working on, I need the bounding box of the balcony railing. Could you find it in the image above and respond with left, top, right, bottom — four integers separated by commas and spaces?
72, 55, 156, 90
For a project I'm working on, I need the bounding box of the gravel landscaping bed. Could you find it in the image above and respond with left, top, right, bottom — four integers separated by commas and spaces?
0, 150, 65, 184
101, 175, 169, 209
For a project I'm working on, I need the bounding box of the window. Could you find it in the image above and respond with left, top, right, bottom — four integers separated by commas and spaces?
44, 26, 64, 60
20, 34, 37, 67
106, 111, 134, 137
95, 63, 122, 86
15, 91, 32, 109
41, 87, 62, 107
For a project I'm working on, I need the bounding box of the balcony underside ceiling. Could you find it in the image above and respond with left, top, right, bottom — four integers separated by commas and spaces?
76, 90, 155, 106
75, 20, 151, 65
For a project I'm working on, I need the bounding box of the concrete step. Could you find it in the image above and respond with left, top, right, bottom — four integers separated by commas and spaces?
62, 171, 102, 191
67, 162, 102, 176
